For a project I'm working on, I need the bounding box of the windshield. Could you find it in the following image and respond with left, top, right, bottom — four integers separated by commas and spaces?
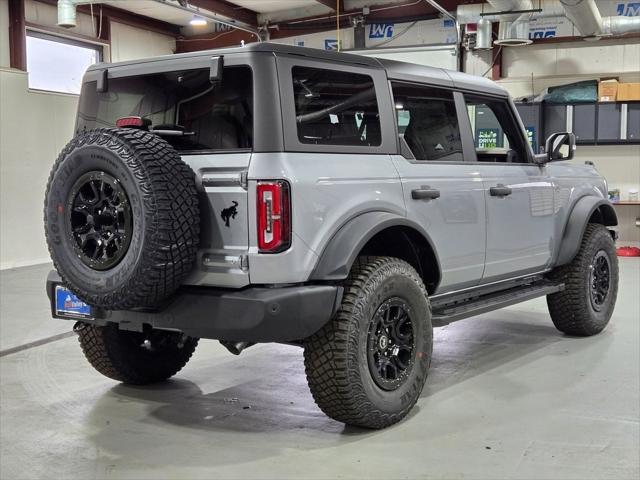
76, 66, 253, 153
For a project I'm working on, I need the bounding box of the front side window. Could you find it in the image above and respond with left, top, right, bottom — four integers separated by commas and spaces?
464, 96, 528, 163
26, 31, 102, 95
77, 66, 253, 153
292, 66, 381, 146
392, 83, 463, 162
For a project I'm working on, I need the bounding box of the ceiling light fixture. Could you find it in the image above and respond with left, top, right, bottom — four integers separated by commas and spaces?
190, 14, 207, 26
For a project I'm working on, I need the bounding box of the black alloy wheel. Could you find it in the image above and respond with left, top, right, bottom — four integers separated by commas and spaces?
68, 171, 132, 270
367, 297, 416, 391
589, 249, 611, 312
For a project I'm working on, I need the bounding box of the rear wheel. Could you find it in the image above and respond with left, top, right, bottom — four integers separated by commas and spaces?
76, 323, 198, 384
304, 256, 432, 429
547, 223, 618, 336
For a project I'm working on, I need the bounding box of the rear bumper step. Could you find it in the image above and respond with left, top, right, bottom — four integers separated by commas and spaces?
432, 280, 564, 326
47, 271, 342, 343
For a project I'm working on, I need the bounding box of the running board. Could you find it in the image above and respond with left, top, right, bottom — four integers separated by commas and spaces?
431, 280, 564, 326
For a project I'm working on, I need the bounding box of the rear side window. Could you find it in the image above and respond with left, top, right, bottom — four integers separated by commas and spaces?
292, 66, 381, 146
391, 83, 463, 162
77, 66, 253, 153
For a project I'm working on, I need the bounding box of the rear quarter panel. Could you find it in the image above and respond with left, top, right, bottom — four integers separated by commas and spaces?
247, 152, 405, 284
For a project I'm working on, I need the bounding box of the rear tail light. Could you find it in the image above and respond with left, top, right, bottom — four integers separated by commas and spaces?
115, 116, 150, 129
257, 180, 291, 253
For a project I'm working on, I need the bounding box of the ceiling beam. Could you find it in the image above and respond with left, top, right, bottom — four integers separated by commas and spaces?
314, 0, 344, 10
187, 0, 258, 26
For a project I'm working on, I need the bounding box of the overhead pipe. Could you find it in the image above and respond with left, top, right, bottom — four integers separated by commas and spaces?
559, 0, 602, 37
560, 0, 640, 37
457, 0, 640, 38
457, 0, 565, 24
422, 0, 462, 70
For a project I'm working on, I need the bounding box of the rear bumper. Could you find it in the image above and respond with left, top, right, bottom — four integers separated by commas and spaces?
46, 271, 342, 342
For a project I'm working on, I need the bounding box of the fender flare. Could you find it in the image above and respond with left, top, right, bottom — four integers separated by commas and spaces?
555, 197, 618, 266
309, 211, 441, 281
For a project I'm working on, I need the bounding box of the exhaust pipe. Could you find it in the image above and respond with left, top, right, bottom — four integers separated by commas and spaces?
220, 340, 254, 355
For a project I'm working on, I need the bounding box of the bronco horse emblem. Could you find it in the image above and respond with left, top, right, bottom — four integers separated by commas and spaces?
221, 201, 239, 227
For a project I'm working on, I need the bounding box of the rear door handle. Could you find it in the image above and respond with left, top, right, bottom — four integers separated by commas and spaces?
489, 184, 512, 197
411, 186, 440, 200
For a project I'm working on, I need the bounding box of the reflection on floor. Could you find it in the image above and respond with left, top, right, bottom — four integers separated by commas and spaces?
1, 259, 638, 479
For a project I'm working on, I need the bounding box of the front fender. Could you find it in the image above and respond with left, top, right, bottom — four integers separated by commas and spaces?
309, 211, 439, 281
555, 197, 618, 266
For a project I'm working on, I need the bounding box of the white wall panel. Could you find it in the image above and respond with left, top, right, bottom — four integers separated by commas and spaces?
110, 21, 176, 62
1, 17, 176, 268
0, 70, 78, 269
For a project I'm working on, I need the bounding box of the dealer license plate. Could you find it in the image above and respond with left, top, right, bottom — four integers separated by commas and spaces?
54, 285, 93, 319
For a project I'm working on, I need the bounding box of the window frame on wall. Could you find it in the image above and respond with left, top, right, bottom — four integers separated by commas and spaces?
25, 29, 105, 95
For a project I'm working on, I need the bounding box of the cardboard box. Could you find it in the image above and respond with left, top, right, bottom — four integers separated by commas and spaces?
617, 83, 640, 101
598, 78, 619, 102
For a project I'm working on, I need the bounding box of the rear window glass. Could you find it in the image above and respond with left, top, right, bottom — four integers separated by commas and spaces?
292, 66, 380, 146
77, 66, 252, 153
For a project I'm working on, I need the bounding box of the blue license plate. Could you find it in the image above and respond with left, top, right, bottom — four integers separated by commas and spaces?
55, 285, 93, 318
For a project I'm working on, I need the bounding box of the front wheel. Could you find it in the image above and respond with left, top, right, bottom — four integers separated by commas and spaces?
304, 256, 433, 429
547, 223, 619, 336
76, 323, 198, 384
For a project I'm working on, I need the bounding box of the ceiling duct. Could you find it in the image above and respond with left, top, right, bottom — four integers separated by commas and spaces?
476, 18, 493, 49
495, 17, 532, 45
559, 0, 601, 37
560, 0, 640, 37
458, 0, 640, 43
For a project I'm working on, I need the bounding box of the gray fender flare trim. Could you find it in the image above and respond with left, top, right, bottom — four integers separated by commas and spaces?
555, 197, 618, 266
309, 211, 440, 281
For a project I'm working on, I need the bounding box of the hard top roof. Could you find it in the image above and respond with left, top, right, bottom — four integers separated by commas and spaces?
88, 42, 507, 97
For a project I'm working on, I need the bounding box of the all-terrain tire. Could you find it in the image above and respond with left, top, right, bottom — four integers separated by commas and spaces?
304, 256, 433, 429
547, 223, 618, 336
76, 323, 198, 384
44, 128, 200, 310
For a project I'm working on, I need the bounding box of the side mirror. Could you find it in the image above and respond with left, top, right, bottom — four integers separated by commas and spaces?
543, 132, 576, 162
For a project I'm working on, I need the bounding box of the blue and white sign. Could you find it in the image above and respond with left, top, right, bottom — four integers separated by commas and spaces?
55, 285, 92, 318
324, 39, 340, 50
369, 23, 394, 39
616, 2, 640, 16
530, 28, 557, 39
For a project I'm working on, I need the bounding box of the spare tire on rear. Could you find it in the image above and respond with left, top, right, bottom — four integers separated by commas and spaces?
44, 128, 200, 310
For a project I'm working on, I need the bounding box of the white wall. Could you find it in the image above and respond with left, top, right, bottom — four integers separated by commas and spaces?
110, 21, 176, 62
0, 1, 176, 269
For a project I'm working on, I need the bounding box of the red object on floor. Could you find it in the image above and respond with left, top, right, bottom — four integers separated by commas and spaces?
616, 246, 640, 257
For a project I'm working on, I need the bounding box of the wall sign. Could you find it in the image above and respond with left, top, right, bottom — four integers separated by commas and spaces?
369, 23, 394, 38
324, 39, 340, 50
616, 2, 640, 16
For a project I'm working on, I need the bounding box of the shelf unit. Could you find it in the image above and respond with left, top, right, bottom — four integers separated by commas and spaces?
515, 101, 640, 152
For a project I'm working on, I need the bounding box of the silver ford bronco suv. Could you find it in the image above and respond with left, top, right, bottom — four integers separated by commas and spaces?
45, 43, 619, 429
